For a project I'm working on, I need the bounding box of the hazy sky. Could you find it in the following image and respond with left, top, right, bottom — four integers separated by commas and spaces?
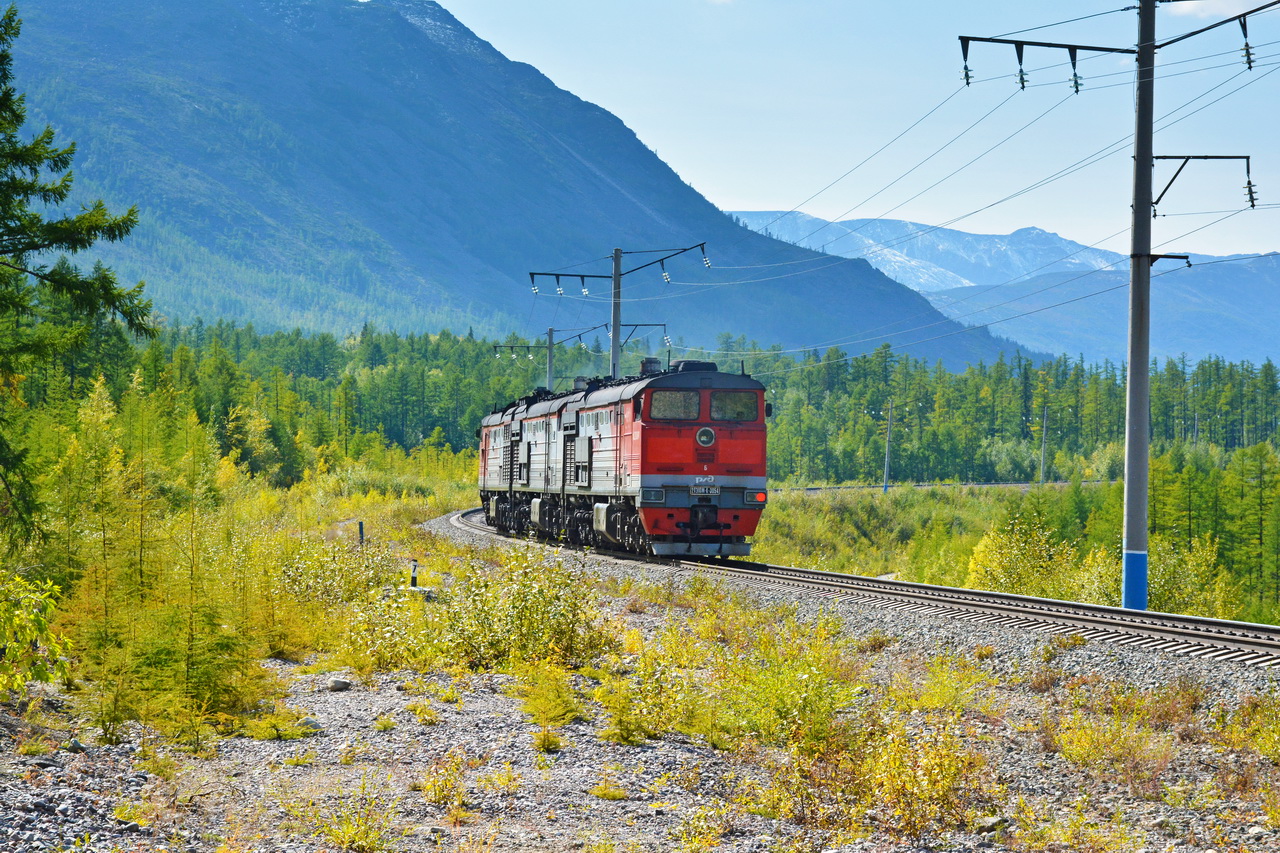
441, 0, 1277, 256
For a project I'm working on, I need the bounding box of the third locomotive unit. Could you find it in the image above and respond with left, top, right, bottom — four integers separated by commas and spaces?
478, 358, 769, 556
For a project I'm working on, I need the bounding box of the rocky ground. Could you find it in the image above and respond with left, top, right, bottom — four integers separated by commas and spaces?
4, 512, 1280, 852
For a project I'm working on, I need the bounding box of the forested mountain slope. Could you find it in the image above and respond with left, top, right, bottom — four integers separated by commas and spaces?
14, 0, 1024, 367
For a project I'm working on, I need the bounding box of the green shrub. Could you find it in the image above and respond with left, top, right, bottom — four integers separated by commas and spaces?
891, 654, 991, 714
442, 550, 613, 669
242, 705, 318, 741
1010, 796, 1143, 852
864, 719, 998, 841
280, 772, 402, 853
966, 514, 1077, 600
0, 571, 68, 696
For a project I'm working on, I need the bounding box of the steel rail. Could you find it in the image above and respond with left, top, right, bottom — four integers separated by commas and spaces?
452, 509, 1280, 667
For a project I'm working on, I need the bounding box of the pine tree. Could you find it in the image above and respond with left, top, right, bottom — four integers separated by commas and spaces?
0, 5, 151, 541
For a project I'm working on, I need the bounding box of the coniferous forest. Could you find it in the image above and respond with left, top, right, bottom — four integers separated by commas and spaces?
11, 320, 1280, 618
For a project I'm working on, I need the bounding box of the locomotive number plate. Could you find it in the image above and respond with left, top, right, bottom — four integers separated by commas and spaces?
690, 486, 720, 496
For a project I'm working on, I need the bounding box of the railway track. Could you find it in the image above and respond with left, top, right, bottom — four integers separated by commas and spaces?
452, 508, 1280, 668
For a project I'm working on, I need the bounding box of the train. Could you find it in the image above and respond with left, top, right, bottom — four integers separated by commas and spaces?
478, 358, 769, 556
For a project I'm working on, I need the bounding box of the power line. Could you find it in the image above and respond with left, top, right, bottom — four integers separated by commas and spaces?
540, 41, 1276, 325
718, 86, 968, 260
689, 206, 1258, 363
993, 6, 1137, 39
779, 90, 1023, 251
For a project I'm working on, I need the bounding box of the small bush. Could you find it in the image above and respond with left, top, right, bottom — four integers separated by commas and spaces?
891, 655, 991, 714
1028, 667, 1061, 693
443, 550, 614, 670
476, 762, 521, 795
242, 706, 317, 741
0, 571, 68, 697
589, 779, 628, 800
1040, 632, 1087, 662
414, 749, 470, 808
850, 630, 896, 654
672, 802, 735, 852
1214, 692, 1280, 761
513, 661, 583, 727
279, 772, 402, 853
1010, 796, 1143, 852
16, 737, 53, 756
864, 720, 998, 841
532, 729, 563, 753
406, 701, 439, 726
284, 750, 317, 767
1052, 711, 1175, 793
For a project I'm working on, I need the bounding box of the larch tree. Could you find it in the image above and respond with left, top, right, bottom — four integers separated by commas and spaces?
0, 4, 152, 541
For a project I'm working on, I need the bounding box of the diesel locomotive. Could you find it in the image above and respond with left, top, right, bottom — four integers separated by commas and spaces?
478, 358, 769, 556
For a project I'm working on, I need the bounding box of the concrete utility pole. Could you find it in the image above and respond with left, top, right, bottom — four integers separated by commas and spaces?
1122, 0, 1157, 610
883, 399, 893, 494
546, 327, 555, 391
610, 248, 623, 380
530, 242, 707, 381
959, 0, 1272, 610
1039, 404, 1050, 486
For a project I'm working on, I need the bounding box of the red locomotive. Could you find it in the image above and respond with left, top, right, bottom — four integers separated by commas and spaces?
478, 358, 769, 556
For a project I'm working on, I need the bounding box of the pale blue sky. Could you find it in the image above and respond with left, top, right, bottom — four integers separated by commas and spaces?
441, 0, 1277, 256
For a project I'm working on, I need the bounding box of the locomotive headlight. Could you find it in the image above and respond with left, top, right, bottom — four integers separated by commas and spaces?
640, 488, 666, 504
746, 491, 768, 505
695, 427, 716, 447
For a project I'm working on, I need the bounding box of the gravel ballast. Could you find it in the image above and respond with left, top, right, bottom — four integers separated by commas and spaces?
2, 511, 1280, 852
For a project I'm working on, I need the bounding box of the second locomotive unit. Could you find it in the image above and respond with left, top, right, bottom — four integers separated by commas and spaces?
478, 358, 768, 556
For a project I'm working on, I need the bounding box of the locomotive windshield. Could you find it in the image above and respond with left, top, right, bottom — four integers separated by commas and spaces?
711, 391, 759, 421
650, 390, 700, 420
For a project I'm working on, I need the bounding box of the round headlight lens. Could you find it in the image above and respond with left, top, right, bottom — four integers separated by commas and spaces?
695, 427, 716, 447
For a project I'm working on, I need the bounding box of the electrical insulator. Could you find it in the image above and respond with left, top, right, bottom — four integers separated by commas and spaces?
702, 256, 712, 268
581, 284, 589, 296
556, 284, 564, 296
1243, 42, 1255, 70
663, 335, 672, 346
1070, 72, 1083, 95
527, 353, 534, 360
1246, 180, 1259, 208
510, 353, 517, 360
494, 352, 501, 359
531, 284, 538, 294
1017, 67, 1028, 90
962, 63, 973, 86
662, 271, 671, 283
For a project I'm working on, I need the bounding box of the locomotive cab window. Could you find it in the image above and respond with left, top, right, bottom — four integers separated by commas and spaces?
711, 391, 759, 422
650, 390, 700, 420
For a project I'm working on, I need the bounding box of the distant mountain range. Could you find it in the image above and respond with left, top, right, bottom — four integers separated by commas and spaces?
734, 211, 1280, 363
14, 0, 1027, 368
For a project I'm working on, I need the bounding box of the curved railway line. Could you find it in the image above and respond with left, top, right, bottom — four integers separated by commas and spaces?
453, 508, 1280, 668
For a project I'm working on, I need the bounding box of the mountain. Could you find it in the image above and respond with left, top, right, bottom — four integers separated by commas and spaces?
735, 211, 1280, 362
926, 255, 1280, 363
13, 0, 1025, 368
732, 211, 1126, 292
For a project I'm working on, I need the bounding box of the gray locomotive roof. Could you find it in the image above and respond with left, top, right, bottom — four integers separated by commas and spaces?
480, 370, 764, 428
